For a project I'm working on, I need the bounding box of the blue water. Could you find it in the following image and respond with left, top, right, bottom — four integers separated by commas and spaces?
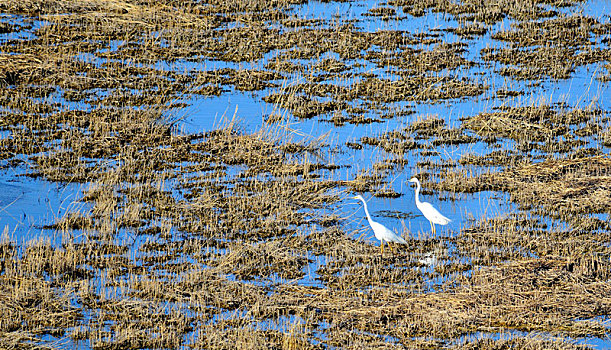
2, 0, 609, 258
1, 0, 611, 347
0, 173, 82, 244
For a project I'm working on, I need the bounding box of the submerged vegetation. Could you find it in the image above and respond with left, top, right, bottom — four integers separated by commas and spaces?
0, 0, 610, 348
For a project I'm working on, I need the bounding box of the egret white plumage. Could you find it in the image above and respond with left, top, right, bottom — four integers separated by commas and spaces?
408, 177, 451, 235
353, 195, 407, 254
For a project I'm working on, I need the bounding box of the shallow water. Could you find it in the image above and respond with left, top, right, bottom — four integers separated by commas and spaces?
175, 0, 611, 246
0, 173, 82, 244
2, 0, 611, 347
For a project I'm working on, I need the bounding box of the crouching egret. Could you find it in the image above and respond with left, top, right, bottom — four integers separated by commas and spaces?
353, 195, 407, 255
408, 177, 451, 235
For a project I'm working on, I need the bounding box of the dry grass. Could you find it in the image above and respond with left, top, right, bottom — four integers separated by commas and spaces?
1, 0, 610, 348
489, 156, 611, 220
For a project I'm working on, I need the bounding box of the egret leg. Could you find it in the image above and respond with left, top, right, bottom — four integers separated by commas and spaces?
430, 221, 436, 235
389, 242, 395, 254
380, 241, 384, 255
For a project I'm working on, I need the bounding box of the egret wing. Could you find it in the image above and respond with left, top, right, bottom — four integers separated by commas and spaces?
418, 201, 451, 225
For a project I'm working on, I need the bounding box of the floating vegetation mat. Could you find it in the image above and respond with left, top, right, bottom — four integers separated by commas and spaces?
1, 0, 611, 348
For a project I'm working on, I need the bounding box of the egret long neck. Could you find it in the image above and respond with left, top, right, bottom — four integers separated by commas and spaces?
414, 181, 422, 205
360, 199, 375, 225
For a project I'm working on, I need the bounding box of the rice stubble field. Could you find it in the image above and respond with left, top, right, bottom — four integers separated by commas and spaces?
1, 0, 611, 348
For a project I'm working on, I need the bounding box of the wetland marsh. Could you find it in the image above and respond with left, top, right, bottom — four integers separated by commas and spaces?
1, 0, 611, 348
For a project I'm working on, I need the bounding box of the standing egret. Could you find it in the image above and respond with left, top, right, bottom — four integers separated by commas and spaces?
408, 177, 451, 235
353, 195, 407, 255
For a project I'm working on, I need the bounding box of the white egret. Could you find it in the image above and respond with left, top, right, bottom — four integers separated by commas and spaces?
408, 177, 451, 235
353, 195, 407, 255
